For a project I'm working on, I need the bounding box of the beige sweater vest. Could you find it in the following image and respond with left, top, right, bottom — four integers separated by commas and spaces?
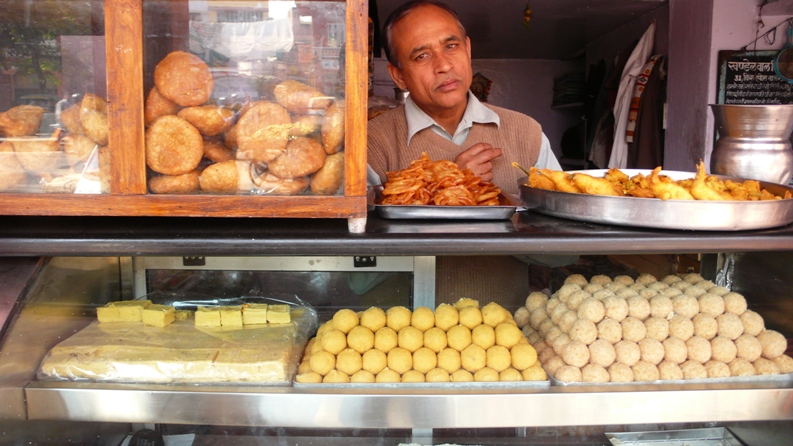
368, 104, 543, 195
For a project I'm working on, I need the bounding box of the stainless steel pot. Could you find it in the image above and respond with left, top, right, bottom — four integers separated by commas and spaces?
710, 104, 793, 184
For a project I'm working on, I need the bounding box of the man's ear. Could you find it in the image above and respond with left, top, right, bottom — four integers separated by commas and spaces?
387, 62, 407, 91
465, 36, 472, 59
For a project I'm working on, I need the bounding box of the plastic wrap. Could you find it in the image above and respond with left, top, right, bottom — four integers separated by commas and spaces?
37, 294, 317, 385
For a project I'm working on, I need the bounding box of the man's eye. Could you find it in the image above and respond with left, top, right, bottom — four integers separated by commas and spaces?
415, 53, 428, 61
447, 43, 458, 50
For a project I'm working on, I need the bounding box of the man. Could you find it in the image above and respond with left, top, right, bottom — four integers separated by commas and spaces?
365, 1, 570, 306
368, 0, 561, 196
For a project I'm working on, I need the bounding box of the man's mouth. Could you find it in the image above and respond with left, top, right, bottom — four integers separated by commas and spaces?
436, 79, 460, 92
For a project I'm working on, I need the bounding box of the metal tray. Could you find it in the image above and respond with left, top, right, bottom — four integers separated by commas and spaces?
294, 379, 549, 389
550, 371, 793, 387
606, 427, 743, 446
368, 186, 521, 220
518, 169, 793, 231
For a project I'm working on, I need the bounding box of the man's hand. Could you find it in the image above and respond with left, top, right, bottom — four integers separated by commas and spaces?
454, 143, 503, 182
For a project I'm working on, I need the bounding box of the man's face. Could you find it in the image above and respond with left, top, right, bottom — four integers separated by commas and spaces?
387, 4, 472, 118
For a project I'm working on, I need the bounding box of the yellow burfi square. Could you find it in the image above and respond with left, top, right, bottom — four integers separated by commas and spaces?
267, 304, 291, 324
96, 304, 121, 323
142, 304, 175, 328
111, 300, 152, 322
242, 303, 268, 325
195, 306, 221, 327
220, 306, 243, 327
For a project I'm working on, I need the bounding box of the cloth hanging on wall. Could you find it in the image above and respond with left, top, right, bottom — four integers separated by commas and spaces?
607, 21, 656, 169
628, 55, 667, 169
626, 54, 661, 143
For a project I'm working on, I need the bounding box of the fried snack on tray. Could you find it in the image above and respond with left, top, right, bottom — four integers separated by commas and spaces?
380, 152, 502, 206
526, 161, 792, 201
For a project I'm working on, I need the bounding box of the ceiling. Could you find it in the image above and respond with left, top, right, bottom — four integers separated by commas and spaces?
374, 0, 669, 60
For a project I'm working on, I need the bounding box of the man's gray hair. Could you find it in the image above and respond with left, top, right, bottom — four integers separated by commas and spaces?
382, 0, 467, 69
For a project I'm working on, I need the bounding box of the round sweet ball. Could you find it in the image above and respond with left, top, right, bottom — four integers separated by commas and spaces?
621, 317, 647, 343
309, 338, 324, 355
578, 298, 606, 323
740, 310, 765, 336
412, 347, 438, 374
499, 367, 523, 382
317, 320, 336, 336
644, 317, 670, 342
583, 283, 603, 294
310, 350, 336, 376
423, 327, 448, 353
362, 348, 387, 374
565, 274, 589, 287
617, 288, 640, 299
360, 307, 387, 332
668, 315, 694, 342
614, 275, 635, 286
582, 363, 610, 383
347, 325, 374, 354
773, 354, 793, 373
552, 333, 572, 356
522, 363, 547, 381
660, 287, 683, 298
603, 296, 629, 322
567, 290, 591, 311
680, 359, 708, 380
647, 282, 668, 292
514, 306, 531, 328
632, 360, 660, 382
387, 347, 413, 374
639, 288, 658, 300
683, 273, 704, 284
321, 329, 348, 355
401, 369, 425, 383
543, 355, 566, 376
526, 292, 550, 313
486, 345, 512, 372
709, 286, 730, 297
527, 331, 542, 345
608, 362, 635, 382
757, 330, 787, 359
432, 304, 458, 331
410, 306, 435, 331
374, 326, 398, 353
729, 357, 757, 377
658, 361, 684, 380
386, 306, 412, 332
598, 318, 623, 344
662, 274, 683, 285
589, 339, 617, 368
550, 304, 570, 326
529, 307, 550, 331
336, 348, 363, 375
322, 369, 350, 383
557, 283, 582, 302
686, 336, 712, 364
722, 292, 747, 315
461, 344, 487, 373
554, 365, 583, 382
458, 306, 483, 330
297, 360, 312, 375
693, 313, 719, 340
683, 285, 707, 298
716, 313, 744, 340
569, 318, 598, 345
397, 326, 424, 353
295, 371, 323, 383
639, 338, 665, 365
588, 274, 611, 285
711, 336, 738, 363
662, 337, 688, 364
437, 347, 462, 374
698, 280, 717, 290
606, 282, 626, 293
672, 295, 700, 319
447, 325, 473, 351
533, 340, 550, 354
375, 368, 401, 383
454, 297, 480, 310
670, 280, 690, 290
615, 340, 641, 366
332, 308, 359, 334
753, 357, 781, 375
474, 366, 500, 382
511, 343, 538, 370
451, 368, 474, 382
538, 345, 558, 364
627, 296, 651, 321
558, 310, 580, 333
350, 369, 376, 383
425, 367, 451, 382
495, 322, 525, 348
562, 340, 590, 368
698, 293, 725, 317
705, 360, 731, 378
593, 289, 616, 301
636, 273, 658, 286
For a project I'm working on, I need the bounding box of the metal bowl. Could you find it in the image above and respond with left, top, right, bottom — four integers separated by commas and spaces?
518, 170, 793, 231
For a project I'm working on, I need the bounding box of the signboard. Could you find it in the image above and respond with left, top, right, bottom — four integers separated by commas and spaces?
717, 50, 793, 104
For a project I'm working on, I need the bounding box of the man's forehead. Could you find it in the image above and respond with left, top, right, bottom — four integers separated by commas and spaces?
393, 7, 465, 51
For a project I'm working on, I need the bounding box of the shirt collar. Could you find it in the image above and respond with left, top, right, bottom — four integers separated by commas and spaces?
404, 91, 500, 145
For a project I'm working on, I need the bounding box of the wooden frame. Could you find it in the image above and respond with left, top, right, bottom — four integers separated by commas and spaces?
0, 0, 369, 231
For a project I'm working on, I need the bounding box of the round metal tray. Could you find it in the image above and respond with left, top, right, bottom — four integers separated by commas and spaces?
518, 169, 793, 231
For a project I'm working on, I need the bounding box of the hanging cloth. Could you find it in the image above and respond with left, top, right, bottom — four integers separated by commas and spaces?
626, 54, 661, 143
608, 21, 656, 168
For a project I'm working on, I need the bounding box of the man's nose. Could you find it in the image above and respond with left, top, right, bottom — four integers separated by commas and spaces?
433, 51, 453, 73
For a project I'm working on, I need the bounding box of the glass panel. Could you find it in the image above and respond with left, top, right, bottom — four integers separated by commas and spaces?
143, 0, 346, 196
0, 0, 107, 194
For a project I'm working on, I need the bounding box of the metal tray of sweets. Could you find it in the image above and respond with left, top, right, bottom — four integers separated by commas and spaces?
606, 427, 743, 446
294, 379, 549, 389
518, 170, 793, 231
368, 186, 522, 220
549, 371, 793, 387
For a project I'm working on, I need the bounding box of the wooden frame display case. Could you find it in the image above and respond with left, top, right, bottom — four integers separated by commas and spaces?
0, 0, 369, 232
